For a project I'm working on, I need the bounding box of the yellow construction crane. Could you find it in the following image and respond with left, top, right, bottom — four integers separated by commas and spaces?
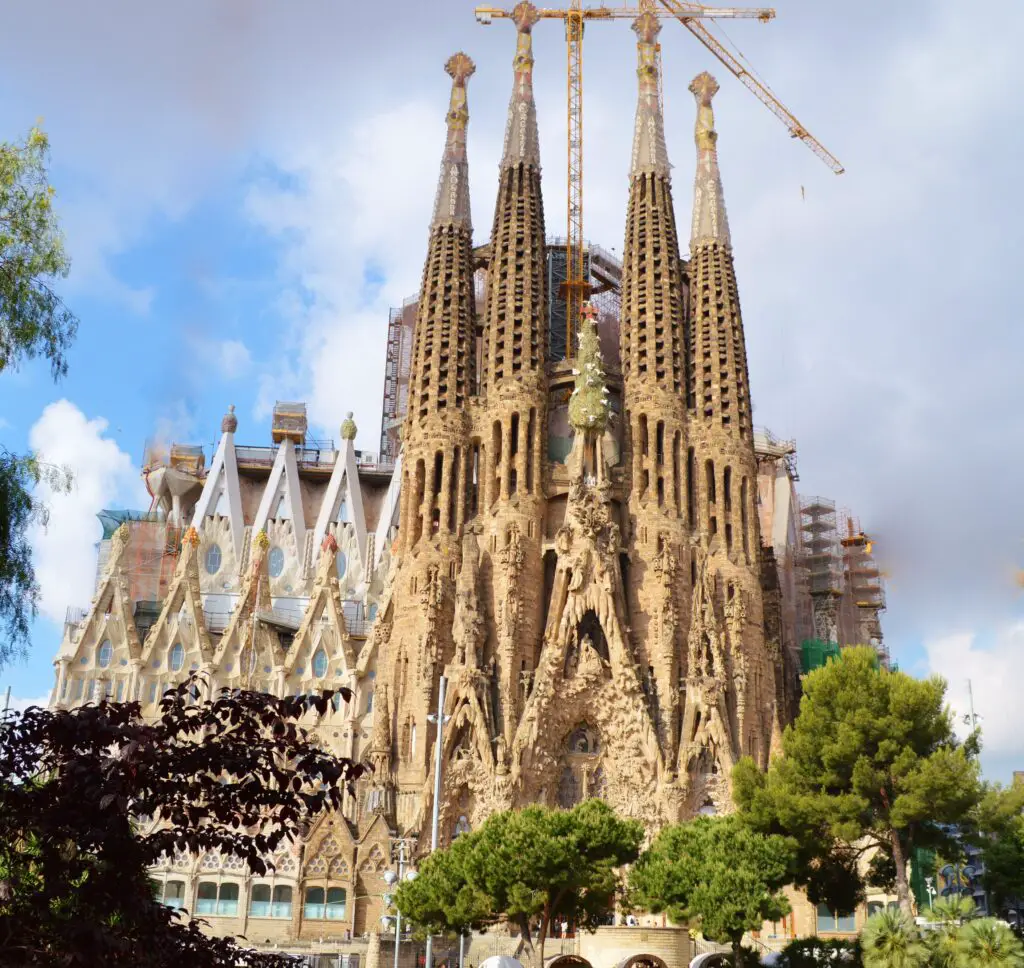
475, 0, 844, 358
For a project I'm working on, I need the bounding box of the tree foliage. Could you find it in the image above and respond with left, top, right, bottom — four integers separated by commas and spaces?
1, 127, 77, 379
0, 450, 71, 663
734, 647, 982, 915
395, 799, 643, 967
0, 678, 364, 967
860, 905, 1024, 968
628, 814, 793, 967
861, 909, 929, 968
0, 125, 78, 663
976, 783, 1024, 924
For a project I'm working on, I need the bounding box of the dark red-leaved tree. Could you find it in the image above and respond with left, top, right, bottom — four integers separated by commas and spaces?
0, 678, 365, 967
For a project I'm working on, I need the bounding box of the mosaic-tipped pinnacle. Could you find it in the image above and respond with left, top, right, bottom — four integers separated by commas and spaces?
632, 9, 662, 43
689, 71, 720, 106
446, 52, 476, 85
511, 1, 540, 32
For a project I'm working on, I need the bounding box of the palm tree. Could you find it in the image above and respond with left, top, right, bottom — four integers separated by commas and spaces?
861, 909, 929, 968
955, 918, 1024, 967
928, 896, 978, 967
931, 895, 978, 925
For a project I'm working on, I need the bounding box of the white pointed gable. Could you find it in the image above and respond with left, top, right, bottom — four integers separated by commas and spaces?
312, 437, 367, 569
192, 429, 244, 558
373, 452, 402, 575
253, 439, 307, 546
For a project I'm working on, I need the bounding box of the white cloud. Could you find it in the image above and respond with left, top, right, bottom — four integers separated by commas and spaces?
245, 99, 458, 443
28, 401, 148, 625
925, 627, 1024, 782
216, 339, 252, 380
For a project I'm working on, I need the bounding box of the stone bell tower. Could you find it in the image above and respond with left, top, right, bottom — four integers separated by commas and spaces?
387, 52, 478, 826
619, 11, 692, 763
678, 73, 774, 809
473, 0, 550, 751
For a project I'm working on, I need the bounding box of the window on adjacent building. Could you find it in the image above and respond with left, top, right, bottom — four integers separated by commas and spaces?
169, 642, 185, 672
196, 882, 217, 915
816, 904, 856, 933
325, 887, 346, 920
250, 883, 271, 917
205, 544, 222, 575
217, 882, 239, 916
197, 881, 238, 916
271, 885, 293, 918
304, 886, 347, 920
304, 886, 325, 919
269, 547, 285, 578
161, 880, 186, 909
97, 640, 113, 668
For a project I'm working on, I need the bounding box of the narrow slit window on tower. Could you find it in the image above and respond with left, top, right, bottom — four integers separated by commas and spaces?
413, 460, 426, 546
673, 432, 682, 514
705, 459, 716, 504
724, 466, 732, 512
470, 443, 481, 518
639, 415, 649, 458
449, 446, 460, 532
656, 421, 665, 466
492, 421, 502, 505
741, 476, 750, 557
526, 408, 536, 494
509, 413, 519, 496
687, 447, 697, 528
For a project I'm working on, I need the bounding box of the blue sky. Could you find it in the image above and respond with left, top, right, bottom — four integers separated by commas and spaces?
2, 0, 1024, 779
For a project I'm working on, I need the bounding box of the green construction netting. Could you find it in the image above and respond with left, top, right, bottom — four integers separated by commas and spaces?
800, 639, 841, 675
911, 846, 937, 911
96, 508, 164, 539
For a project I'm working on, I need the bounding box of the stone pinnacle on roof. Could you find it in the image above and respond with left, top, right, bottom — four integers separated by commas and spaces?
500, 1, 541, 169
629, 10, 671, 179
221, 404, 238, 434
430, 52, 476, 231
340, 411, 357, 441
689, 71, 732, 247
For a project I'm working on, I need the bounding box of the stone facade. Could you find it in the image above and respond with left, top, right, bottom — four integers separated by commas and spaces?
48, 4, 883, 957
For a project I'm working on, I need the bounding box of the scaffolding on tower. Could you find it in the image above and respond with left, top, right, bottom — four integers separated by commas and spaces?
838, 510, 889, 668
800, 495, 843, 650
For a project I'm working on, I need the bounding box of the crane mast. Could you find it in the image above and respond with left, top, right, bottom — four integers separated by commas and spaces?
564, 0, 587, 355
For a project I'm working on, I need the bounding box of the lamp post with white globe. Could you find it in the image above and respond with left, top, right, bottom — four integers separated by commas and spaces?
383, 845, 418, 968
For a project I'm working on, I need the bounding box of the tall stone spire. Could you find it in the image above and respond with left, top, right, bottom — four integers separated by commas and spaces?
619, 8, 690, 762
684, 72, 770, 778
475, 0, 548, 753
689, 71, 731, 247
431, 53, 476, 231
630, 11, 670, 178
400, 53, 477, 546
482, 1, 547, 396
687, 71, 749, 439
501, 1, 541, 168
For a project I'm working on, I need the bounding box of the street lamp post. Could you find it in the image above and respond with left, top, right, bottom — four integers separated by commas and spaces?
423, 675, 450, 968
383, 842, 418, 968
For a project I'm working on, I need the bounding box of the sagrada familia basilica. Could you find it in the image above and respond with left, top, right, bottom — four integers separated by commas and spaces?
48, 1, 886, 953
